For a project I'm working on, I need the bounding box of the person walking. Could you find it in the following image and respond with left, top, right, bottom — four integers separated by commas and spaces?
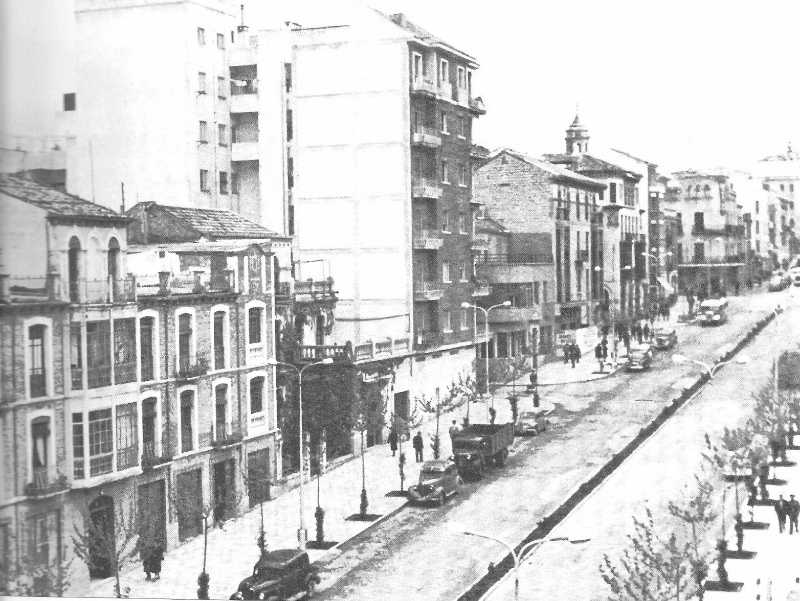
788, 494, 800, 535
449, 420, 460, 438
150, 544, 164, 581
643, 323, 651, 341
412, 431, 424, 462
572, 342, 581, 364
140, 543, 154, 581
775, 494, 789, 533
635, 322, 643, 344
563, 343, 570, 364
569, 343, 577, 368
595, 342, 605, 373
388, 429, 398, 457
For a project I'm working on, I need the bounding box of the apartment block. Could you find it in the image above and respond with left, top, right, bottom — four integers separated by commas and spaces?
0, 177, 281, 594
472, 149, 605, 356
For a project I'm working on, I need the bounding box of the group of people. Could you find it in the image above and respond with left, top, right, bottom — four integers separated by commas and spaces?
774, 493, 800, 534
562, 342, 582, 368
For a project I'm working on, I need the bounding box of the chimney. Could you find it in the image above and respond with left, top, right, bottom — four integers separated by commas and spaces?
237, 4, 248, 33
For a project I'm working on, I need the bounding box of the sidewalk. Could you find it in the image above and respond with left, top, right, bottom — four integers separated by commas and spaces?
706, 446, 800, 601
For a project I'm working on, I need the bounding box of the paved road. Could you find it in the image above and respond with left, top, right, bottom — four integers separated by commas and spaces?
314, 291, 783, 601
484, 291, 799, 600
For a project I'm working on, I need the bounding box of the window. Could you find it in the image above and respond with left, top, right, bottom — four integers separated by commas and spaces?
231, 171, 240, 195
457, 115, 466, 138
443, 310, 452, 332
70, 323, 82, 390
31, 417, 51, 481
534, 282, 540, 304
197, 27, 206, 45
694, 242, 705, 262
458, 213, 467, 233
441, 210, 450, 232
286, 109, 293, 141
142, 398, 157, 460
609, 183, 617, 204
457, 163, 467, 186
542, 282, 548, 303
217, 32, 225, 49
28, 512, 59, 566
459, 261, 468, 281
87, 321, 111, 389
755, 200, 760, 214
88, 409, 113, 476
198, 72, 206, 94
460, 309, 468, 330
457, 66, 466, 88
63, 93, 76, 111
140, 316, 155, 381
287, 157, 294, 189
213, 311, 227, 370
791, 184, 795, 193
217, 76, 226, 98
200, 169, 210, 192
219, 171, 229, 195
442, 261, 451, 283
441, 160, 449, 183
215, 384, 229, 436
780, 184, 785, 192
412, 52, 423, 80
439, 59, 449, 84
755, 221, 760, 234
250, 376, 264, 414
218, 124, 227, 146
248, 307, 263, 344
28, 325, 47, 398
72, 413, 84, 479
284, 63, 292, 92
441, 112, 449, 134
113, 318, 136, 384
178, 313, 194, 372
115, 403, 138, 470
180, 391, 195, 453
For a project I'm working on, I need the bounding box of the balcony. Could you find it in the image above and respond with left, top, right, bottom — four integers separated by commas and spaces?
73, 277, 137, 304
414, 331, 440, 349
136, 270, 234, 296
412, 229, 444, 250
26, 467, 69, 499
232, 141, 259, 162
411, 126, 441, 149
211, 423, 244, 449
471, 232, 490, 251
410, 77, 437, 96
574, 249, 589, 263
469, 97, 487, 116
231, 93, 258, 114
484, 306, 541, 324
412, 178, 443, 200
87, 365, 112, 389
0, 274, 65, 304
175, 353, 210, 380
116, 446, 139, 471
414, 281, 444, 301
297, 343, 353, 364
294, 278, 337, 304
353, 337, 411, 362
472, 283, 492, 297
141, 442, 172, 470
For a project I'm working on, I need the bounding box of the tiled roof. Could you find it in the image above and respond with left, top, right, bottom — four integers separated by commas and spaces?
158, 205, 279, 240
493, 149, 606, 188
543, 152, 640, 180
0, 173, 125, 220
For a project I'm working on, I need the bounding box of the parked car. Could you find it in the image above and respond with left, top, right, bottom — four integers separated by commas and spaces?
626, 344, 653, 371
407, 459, 461, 506
515, 409, 548, 436
768, 272, 789, 291
230, 549, 320, 600
696, 298, 728, 325
652, 327, 678, 350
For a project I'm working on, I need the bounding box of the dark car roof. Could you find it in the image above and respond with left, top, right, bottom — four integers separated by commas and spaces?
255, 549, 306, 569
420, 460, 451, 472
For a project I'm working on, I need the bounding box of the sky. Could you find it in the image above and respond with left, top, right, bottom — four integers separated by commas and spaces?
2, 0, 799, 174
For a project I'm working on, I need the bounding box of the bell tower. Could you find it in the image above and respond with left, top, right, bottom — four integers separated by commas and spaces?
565, 111, 590, 155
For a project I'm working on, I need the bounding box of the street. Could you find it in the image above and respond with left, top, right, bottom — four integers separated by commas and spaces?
313, 291, 783, 601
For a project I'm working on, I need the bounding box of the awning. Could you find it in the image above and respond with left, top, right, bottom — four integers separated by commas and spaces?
656, 276, 674, 295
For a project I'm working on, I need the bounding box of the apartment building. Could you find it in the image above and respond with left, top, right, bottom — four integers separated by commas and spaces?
0, 177, 282, 593
669, 170, 748, 296
544, 115, 651, 320
472, 149, 605, 354
729, 171, 773, 281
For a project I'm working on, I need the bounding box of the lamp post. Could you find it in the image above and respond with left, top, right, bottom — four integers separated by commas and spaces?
671, 352, 750, 379
266, 357, 334, 549
462, 301, 511, 420
446, 522, 589, 600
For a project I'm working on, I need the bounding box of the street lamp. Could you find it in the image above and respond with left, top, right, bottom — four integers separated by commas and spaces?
446, 522, 589, 600
462, 300, 511, 420
266, 357, 334, 549
671, 353, 750, 379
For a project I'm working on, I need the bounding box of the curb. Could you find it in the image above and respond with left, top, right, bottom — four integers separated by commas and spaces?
536, 362, 626, 387
455, 310, 778, 601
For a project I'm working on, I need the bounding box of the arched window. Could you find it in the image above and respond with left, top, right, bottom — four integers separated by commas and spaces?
180, 390, 195, 453
107, 237, 120, 282
68, 237, 81, 302
28, 325, 47, 397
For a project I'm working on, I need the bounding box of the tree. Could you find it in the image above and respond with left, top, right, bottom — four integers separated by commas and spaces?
352, 372, 389, 519
72, 496, 140, 598
0, 546, 72, 597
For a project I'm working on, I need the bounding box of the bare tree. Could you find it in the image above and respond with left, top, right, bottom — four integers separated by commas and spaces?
0, 542, 72, 597
72, 496, 140, 598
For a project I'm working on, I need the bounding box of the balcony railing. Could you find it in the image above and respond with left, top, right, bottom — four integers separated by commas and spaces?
474, 253, 553, 265
175, 353, 210, 380
413, 281, 444, 301
137, 270, 234, 296
26, 467, 69, 498
472, 283, 492, 297
141, 441, 172, 470
411, 126, 442, 148
411, 178, 443, 200
298, 343, 352, 363
211, 423, 244, 448
471, 233, 490, 251
353, 337, 411, 362
231, 79, 257, 95
410, 77, 437, 96
87, 364, 112, 389
71, 367, 83, 390
294, 278, 337, 302
469, 97, 487, 115
0, 274, 62, 303
71, 277, 137, 304
414, 331, 440, 349
412, 229, 444, 250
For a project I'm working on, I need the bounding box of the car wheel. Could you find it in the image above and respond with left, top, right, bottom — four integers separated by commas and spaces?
305, 579, 317, 598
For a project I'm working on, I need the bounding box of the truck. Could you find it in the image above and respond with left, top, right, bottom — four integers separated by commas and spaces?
451, 423, 514, 479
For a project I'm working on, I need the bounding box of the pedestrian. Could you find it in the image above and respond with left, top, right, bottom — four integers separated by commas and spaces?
569, 343, 577, 368
563, 344, 570, 364
529, 370, 537, 389
789, 494, 800, 535
595, 343, 605, 373
449, 420, 460, 438
635, 323, 643, 344
775, 494, 788, 533
643, 323, 650, 341
388, 429, 398, 457
687, 292, 695, 314
151, 544, 164, 580
734, 281, 741, 296
140, 543, 154, 580
412, 431, 424, 462
489, 407, 496, 425
572, 342, 581, 364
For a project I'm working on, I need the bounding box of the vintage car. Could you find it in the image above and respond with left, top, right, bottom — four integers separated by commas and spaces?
626, 345, 654, 371
515, 409, 548, 436
696, 298, 728, 325
407, 459, 461, 506
652, 327, 678, 350
230, 549, 320, 600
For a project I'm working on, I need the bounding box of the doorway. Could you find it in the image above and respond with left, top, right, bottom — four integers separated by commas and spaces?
213, 459, 236, 523
138, 480, 166, 549
88, 495, 115, 579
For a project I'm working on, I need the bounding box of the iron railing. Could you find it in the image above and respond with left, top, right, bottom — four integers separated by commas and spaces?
26, 467, 69, 498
